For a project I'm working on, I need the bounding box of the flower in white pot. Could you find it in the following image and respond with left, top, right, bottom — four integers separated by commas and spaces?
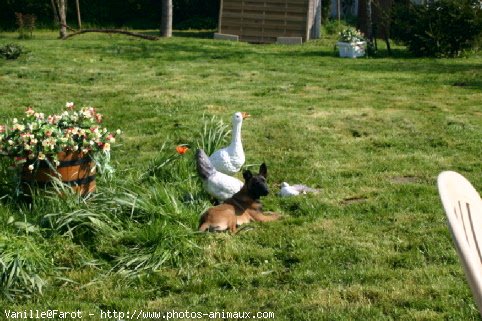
336, 27, 367, 58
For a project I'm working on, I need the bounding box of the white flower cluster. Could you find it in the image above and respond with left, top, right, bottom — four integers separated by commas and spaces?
339, 27, 365, 43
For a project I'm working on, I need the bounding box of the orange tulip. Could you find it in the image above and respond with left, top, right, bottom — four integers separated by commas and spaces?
176, 145, 189, 155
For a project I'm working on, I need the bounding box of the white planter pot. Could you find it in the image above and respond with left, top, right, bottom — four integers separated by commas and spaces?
336, 41, 366, 58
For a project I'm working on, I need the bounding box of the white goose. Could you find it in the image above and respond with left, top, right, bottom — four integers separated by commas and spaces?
196, 149, 243, 201
209, 112, 250, 175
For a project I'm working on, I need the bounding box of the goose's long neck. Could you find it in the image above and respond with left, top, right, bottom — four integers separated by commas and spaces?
231, 121, 243, 148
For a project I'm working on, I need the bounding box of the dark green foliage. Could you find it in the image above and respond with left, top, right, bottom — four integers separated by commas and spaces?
175, 17, 218, 30
321, 0, 332, 24
324, 19, 351, 35
173, 0, 219, 28
391, 0, 482, 57
0, 0, 50, 31
0, 0, 220, 30
0, 43, 23, 60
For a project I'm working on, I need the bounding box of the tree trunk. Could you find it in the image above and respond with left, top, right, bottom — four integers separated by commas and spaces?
58, 0, 67, 39
311, 0, 322, 39
50, 0, 60, 24
160, 0, 172, 37
75, 0, 82, 30
366, 0, 373, 41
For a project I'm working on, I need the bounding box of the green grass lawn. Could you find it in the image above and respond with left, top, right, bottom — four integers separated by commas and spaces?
0, 30, 481, 320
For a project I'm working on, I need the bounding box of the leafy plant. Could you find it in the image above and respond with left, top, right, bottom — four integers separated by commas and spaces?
338, 27, 366, 43
141, 143, 194, 183
391, 0, 482, 57
324, 19, 351, 36
0, 43, 23, 60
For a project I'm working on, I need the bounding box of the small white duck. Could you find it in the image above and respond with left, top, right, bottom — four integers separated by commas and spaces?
209, 112, 250, 175
279, 182, 320, 197
196, 149, 243, 201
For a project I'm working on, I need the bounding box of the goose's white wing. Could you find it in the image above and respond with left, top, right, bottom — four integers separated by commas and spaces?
204, 171, 243, 201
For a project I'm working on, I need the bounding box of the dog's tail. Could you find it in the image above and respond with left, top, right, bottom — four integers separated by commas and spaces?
249, 211, 281, 222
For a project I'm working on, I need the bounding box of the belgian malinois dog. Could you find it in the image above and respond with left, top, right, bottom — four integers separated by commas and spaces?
198, 163, 281, 233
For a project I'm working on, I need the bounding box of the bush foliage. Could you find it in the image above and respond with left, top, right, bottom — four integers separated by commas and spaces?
0, 0, 219, 30
391, 0, 482, 57
0, 43, 23, 60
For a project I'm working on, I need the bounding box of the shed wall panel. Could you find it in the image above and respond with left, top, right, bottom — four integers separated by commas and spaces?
219, 0, 316, 43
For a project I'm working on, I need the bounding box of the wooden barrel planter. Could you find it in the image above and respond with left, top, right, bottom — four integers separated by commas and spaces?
21, 151, 96, 196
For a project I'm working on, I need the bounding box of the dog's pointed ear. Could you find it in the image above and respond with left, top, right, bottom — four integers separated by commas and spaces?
243, 170, 253, 181
259, 163, 267, 178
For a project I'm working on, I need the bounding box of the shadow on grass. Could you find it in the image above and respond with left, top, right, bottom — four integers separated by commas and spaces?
173, 30, 215, 39
140, 30, 215, 39
63, 33, 481, 82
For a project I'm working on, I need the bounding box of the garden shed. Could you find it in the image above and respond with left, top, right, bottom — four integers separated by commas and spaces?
217, 0, 321, 43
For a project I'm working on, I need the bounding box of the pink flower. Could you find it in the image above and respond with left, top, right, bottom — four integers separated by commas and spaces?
15, 157, 27, 165
25, 107, 35, 116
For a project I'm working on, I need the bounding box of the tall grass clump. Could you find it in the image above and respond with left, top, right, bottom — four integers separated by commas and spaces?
195, 115, 231, 156
0, 235, 51, 300
109, 116, 233, 279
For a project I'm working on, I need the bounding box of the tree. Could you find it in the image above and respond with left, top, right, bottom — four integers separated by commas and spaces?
312, 0, 322, 38
75, 0, 81, 29
50, 0, 60, 25
57, 0, 67, 39
366, 0, 373, 42
160, 0, 172, 37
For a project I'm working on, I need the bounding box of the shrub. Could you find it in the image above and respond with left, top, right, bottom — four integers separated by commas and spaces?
391, 0, 482, 57
324, 19, 351, 36
321, 0, 331, 24
0, 43, 23, 60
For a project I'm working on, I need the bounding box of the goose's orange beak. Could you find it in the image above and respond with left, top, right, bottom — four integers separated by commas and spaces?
241, 112, 251, 119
